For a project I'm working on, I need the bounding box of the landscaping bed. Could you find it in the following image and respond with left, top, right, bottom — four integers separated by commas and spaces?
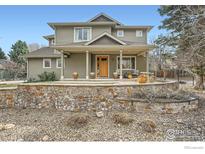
0, 105, 204, 141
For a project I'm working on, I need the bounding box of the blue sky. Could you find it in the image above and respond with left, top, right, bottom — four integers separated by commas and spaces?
0, 5, 165, 54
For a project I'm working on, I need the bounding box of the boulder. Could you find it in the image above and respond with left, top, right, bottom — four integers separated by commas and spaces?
96, 111, 104, 118
42, 135, 50, 141
0, 124, 5, 131
4, 124, 15, 129
0, 123, 15, 130
176, 119, 183, 124
17, 138, 24, 142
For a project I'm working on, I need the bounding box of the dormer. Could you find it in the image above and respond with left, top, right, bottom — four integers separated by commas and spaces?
43, 34, 55, 46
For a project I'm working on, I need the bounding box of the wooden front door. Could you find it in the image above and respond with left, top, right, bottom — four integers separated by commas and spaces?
96, 56, 109, 78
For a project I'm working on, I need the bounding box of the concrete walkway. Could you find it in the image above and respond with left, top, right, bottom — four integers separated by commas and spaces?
0, 80, 25, 85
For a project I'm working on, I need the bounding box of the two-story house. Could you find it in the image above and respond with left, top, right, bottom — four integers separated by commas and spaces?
25, 13, 154, 80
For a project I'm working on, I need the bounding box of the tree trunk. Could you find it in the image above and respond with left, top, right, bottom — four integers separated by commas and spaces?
176, 69, 180, 82
163, 70, 167, 80
194, 74, 204, 90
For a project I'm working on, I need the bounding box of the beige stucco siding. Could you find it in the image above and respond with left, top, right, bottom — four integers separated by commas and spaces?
92, 26, 111, 38
64, 53, 91, 78
112, 29, 147, 44
55, 26, 111, 45
136, 56, 147, 72
55, 26, 74, 45
28, 58, 61, 80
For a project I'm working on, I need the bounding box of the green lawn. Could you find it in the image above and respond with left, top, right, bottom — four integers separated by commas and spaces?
0, 84, 18, 88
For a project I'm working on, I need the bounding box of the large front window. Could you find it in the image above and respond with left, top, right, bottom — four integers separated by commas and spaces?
117, 56, 136, 70
74, 27, 91, 42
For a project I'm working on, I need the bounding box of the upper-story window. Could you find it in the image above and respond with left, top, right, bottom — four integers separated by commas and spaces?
74, 27, 92, 42
117, 30, 124, 37
136, 30, 143, 37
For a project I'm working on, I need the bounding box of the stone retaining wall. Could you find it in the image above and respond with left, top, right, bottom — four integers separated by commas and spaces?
0, 88, 16, 108
118, 98, 199, 114
14, 81, 179, 111
1, 81, 197, 114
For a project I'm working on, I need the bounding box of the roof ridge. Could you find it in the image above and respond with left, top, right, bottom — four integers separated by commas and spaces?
87, 13, 123, 25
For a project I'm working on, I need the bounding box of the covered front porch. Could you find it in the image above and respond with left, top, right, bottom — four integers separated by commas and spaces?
53, 44, 154, 80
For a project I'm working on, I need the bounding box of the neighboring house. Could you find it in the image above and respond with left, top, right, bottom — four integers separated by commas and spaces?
25, 13, 154, 80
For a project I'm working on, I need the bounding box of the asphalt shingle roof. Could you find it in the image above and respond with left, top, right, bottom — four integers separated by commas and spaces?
24, 47, 61, 58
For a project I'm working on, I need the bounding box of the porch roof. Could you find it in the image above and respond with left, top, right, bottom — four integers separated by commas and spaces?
25, 47, 61, 58
51, 44, 155, 54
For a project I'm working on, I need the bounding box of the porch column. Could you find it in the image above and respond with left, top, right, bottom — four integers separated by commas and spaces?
120, 50, 123, 79
146, 51, 149, 73
86, 50, 89, 79
60, 51, 64, 80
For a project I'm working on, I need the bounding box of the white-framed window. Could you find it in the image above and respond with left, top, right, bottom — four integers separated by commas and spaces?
74, 27, 92, 42
43, 59, 51, 68
117, 30, 124, 37
117, 56, 136, 70
56, 58, 62, 68
136, 30, 143, 37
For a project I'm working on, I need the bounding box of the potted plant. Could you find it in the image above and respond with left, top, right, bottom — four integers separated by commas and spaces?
113, 72, 118, 79
72, 72, 79, 79
149, 73, 155, 82
137, 74, 148, 83
127, 71, 132, 79
89, 72, 95, 79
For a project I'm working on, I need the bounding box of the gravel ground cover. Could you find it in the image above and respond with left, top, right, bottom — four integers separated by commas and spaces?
0, 104, 205, 141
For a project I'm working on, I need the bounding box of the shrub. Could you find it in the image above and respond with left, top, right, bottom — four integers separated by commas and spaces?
112, 112, 134, 125
140, 119, 156, 133
27, 77, 38, 83
38, 71, 57, 82
67, 113, 90, 128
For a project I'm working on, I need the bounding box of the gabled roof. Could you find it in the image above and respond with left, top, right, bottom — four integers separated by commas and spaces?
85, 32, 126, 46
87, 13, 123, 25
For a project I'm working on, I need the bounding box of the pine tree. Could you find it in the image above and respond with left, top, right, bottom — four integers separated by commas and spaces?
8, 40, 28, 65
0, 47, 7, 59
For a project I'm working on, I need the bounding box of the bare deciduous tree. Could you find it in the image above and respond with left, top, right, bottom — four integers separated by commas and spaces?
156, 6, 205, 89
28, 43, 40, 52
